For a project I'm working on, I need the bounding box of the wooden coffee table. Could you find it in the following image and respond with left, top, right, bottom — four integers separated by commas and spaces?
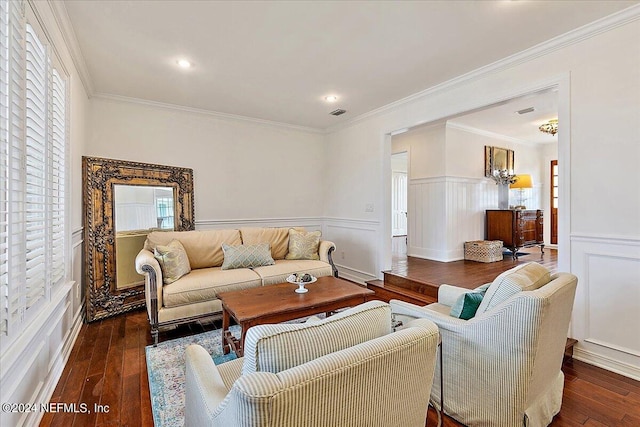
217, 276, 374, 357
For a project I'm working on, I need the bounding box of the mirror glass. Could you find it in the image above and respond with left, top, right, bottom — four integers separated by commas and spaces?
114, 185, 175, 289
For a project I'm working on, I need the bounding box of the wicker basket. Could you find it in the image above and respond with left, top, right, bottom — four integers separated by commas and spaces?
464, 240, 503, 263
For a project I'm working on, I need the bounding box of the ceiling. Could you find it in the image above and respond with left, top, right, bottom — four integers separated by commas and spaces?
449, 90, 559, 144
62, 1, 637, 130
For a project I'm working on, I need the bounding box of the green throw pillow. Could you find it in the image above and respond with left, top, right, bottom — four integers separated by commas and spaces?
221, 243, 275, 270
154, 239, 191, 284
450, 292, 485, 320
285, 229, 321, 260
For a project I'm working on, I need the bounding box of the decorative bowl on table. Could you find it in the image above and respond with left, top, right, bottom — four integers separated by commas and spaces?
286, 273, 317, 293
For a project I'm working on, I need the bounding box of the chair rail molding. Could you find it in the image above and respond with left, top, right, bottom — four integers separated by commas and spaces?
196, 217, 325, 230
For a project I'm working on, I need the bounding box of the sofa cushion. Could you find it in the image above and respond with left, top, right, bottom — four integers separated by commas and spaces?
285, 229, 321, 260
241, 300, 392, 375
162, 267, 261, 308
252, 259, 333, 286
221, 243, 275, 270
153, 239, 191, 284
145, 229, 242, 269
240, 227, 304, 260
476, 262, 551, 315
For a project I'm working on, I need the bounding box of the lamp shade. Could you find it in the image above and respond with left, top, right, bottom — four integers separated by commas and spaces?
510, 174, 533, 189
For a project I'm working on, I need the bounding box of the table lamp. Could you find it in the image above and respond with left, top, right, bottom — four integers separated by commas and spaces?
509, 174, 533, 209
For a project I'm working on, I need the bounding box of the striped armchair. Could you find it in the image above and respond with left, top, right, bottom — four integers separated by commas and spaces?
184, 301, 440, 427
390, 263, 578, 427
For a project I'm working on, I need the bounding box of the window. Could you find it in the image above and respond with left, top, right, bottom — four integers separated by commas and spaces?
0, 0, 68, 336
155, 194, 174, 230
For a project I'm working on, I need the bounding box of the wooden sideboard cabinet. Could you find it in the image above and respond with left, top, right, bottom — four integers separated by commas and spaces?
486, 209, 544, 259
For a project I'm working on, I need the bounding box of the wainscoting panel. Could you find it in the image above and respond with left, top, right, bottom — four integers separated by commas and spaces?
445, 177, 497, 260
0, 288, 83, 427
0, 229, 84, 427
323, 218, 380, 284
408, 177, 496, 262
571, 234, 640, 380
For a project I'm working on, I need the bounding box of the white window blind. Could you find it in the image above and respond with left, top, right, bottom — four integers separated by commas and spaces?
0, 0, 68, 336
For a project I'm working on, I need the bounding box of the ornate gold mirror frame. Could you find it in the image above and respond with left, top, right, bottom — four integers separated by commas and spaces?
82, 156, 194, 322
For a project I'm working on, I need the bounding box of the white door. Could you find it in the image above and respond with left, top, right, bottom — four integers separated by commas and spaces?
391, 171, 407, 236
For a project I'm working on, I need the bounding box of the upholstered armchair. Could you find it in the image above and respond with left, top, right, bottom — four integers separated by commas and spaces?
184, 301, 440, 427
390, 263, 578, 427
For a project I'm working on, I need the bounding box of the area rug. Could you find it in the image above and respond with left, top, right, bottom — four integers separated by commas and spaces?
145, 326, 240, 427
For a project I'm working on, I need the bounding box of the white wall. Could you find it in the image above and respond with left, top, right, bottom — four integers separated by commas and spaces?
0, 2, 89, 426
86, 98, 326, 226
324, 16, 640, 379
392, 123, 446, 178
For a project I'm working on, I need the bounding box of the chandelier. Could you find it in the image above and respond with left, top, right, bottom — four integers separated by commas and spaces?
539, 119, 558, 136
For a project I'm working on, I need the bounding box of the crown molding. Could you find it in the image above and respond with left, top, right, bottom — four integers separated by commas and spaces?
47, 0, 94, 96
93, 93, 325, 134
326, 4, 640, 134
445, 121, 553, 146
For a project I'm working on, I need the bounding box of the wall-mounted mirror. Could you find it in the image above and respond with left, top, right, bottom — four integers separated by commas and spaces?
485, 145, 515, 177
83, 157, 194, 322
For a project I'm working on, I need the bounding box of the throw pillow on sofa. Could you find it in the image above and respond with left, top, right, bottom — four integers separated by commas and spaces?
221, 243, 275, 270
285, 229, 321, 260
154, 239, 191, 284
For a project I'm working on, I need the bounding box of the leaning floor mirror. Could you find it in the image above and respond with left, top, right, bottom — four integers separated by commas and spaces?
82, 156, 194, 322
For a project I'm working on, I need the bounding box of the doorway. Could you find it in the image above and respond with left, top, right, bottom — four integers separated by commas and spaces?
550, 160, 558, 244
384, 86, 562, 270
391, 151, 408, 257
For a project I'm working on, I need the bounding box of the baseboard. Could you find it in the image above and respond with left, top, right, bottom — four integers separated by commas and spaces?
573, 347, 640, 381
407, 247, 463, 263
335, 264, 377, 285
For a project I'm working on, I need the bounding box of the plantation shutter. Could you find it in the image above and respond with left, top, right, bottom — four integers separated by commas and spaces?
50, 68, 65, 286
24, 22, 48, 310
0, 0, 68, 336
3, 0, 27, 334
0, 0, 10, 334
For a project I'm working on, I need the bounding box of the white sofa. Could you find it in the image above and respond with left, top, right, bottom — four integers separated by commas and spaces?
390, 262, 578, 427
184, 301, 440, 427
135, 227, 337, 344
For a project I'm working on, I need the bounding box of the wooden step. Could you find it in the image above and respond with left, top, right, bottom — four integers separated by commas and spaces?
366, 279, 436, 305
382, 271, 440, 301
565, 338, 578, 360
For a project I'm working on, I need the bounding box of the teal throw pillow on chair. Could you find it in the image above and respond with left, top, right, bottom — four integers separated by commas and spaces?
450, 283, 491, 320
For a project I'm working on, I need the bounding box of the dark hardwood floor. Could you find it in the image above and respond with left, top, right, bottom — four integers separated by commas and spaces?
41, 249, 639, 427
391, 245, 556, 289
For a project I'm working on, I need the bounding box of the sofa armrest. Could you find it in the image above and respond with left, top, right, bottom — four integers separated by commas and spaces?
319, 240, 338, 277
389, 299, 468, 330
438, 284, 471, 307
185, 345, 229, 426
135, 248, 163, 344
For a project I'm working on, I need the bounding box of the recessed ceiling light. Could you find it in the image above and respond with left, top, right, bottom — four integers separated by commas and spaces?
177, 59, 192, 68
324, 95, 338, 102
